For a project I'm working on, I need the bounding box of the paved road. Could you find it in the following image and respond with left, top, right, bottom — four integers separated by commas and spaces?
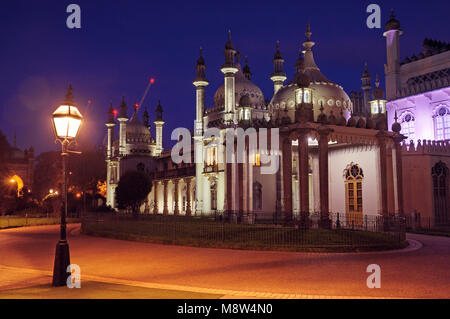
0, 224, 449, 298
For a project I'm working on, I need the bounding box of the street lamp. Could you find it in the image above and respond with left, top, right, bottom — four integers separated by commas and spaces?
51, 85, 83, 287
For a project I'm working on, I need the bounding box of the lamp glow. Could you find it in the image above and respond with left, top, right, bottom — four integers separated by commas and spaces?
52, 104, 83, 140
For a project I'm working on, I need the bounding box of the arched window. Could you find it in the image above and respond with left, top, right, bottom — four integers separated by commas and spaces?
432, 161, 449, 226
433, 106, 450, 140
400, 111, 415, 141
344, 164, 364, 225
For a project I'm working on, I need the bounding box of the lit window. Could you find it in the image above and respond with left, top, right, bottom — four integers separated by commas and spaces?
345, 164, 364, 226
206, 147, 217, 166
400, 112, 415, 141
434, 107, 450, 140
296, 88, 311, 104
252, 153, 261, 166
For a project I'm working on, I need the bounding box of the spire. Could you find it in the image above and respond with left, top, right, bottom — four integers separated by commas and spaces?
385, 8, 401, 31
194, 47, 208, 83
295, 50, 305, 74
222, 30, 236, 68
107, 101, 115, 124
143, 105, 149, 127
302, 23, 319, 71
155, 100, 164, 122
119, 96, 128, 119
243, 56, 252, 80
236, 50, 242, 66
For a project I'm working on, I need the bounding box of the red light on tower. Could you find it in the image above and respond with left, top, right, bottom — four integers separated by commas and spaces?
135, 103, 139, 109
113, 109, 118, 118
150, 78, 155, 84
88, 100, 92, 104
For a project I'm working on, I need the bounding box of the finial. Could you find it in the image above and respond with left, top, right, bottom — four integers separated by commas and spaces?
236, 49, 242, 64
375, 74, 380, 87
390, 8, 395, 19
228, 29, 231, 41
199, 46, 203, 57
364, 62, 368, 72
320, 101, 324, 113
276, 40, 280, 50
394, 110, 398, 122
306, 22, 312, 41
64, 85, 74, 103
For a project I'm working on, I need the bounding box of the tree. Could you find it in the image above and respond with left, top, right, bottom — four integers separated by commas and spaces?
115, 171, 152, 216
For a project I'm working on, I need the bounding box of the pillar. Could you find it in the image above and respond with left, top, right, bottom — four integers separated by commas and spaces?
393, 135, 404, 216
163, 180, 168, 215
174, 179, 179, 215
185, 178, 192, 216
153, 181, 158, 214
318, 127, 332, 228
377, 132, 389, 217
298, 130, 310, 228
282, 135, 293, 223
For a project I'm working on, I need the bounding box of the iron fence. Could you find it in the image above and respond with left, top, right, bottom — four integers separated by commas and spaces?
81, 212, 406, 250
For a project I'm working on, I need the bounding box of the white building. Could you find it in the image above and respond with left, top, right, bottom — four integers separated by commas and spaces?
105, 24, 411, 228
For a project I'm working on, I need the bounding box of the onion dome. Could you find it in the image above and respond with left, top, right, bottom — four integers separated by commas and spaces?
392, 111, 401, 133
214, 65, 265, 109
356, 117, 366, 128
126, 110, 151, 143
328, 110, 336, 125
372, 75, 384, 99
119, 96, 128, 119
385, 9, 401, 31
269, 24, 351, 121
155, 100, 164, 122
239, 94, 251, 107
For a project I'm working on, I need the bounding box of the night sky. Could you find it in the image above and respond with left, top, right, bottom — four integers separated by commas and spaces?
0, 0, 449, 154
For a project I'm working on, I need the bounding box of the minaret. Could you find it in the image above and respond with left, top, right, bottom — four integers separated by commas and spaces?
105, 102, 116, 159
221, 30, 238, 124
143, 106, 150, 129
361, 63, 372, 114
105, 102, 117, 208
154, 100, 164, 156
117, 96, 128, 156
383, 9, 403, 101
193, 47, 209, 216
243, 56, 252, 80
270, 41, 287, 94
193, 47, 209, 137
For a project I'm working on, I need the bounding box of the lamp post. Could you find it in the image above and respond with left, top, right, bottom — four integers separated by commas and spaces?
51, 85, 83, 286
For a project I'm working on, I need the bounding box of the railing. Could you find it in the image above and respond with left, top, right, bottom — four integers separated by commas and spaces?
81, 212, 406, 250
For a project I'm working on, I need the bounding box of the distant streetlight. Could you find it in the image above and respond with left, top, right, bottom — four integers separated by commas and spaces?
51, 85, 83, 287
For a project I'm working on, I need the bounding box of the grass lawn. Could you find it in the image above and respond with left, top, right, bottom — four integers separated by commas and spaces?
0, 217, 81, 229
82, 217, 407, 252
0, 281, 223, 299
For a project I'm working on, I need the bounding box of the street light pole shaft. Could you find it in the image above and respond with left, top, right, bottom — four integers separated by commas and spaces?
61, 141, 68, 241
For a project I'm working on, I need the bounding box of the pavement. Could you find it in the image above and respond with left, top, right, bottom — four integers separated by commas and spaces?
0, 224, 449, 299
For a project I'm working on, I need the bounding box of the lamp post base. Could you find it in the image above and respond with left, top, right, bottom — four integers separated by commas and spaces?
52, 240, 71, 287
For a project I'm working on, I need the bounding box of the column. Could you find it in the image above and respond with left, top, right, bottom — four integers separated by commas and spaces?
163, 180, 168, 215
393, 135, 404, 216
186, 178, 192, 216
174, 179, 179, 215
238, 157, 244, 222
153, 181, 158, 214
377, 132, 389, 232
318, 127, 332, 228
282, 135, 293, 224
298, 130, 310, 228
